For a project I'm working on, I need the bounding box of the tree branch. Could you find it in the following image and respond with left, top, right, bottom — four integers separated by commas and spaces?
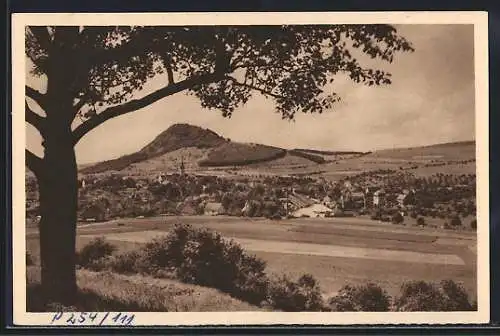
73, 98, 88, 112
25, 86, 46, 109
72, 71, 224, 144
26, 149, 44, 176
166, 62, 175, 85
25, 100, 46, 134
228, 76, 284, 99
28, 26, 52, 52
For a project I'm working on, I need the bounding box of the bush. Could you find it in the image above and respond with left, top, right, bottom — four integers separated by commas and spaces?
77, 238, 116, 270
394, 280, 474, 311
328, 283, 391, 312
107, 250, 144, 275
26, 252, 34, 266
470, 219, 477, 230
439, 280, 474, 311
394, 281, 443, 311
416, 217, 426, 226
391, 212, 404, 225
379, 214, 391, 222
450, 215, 462, 227
370, 211, 382, 221
139, 224, 269, 305
266, 274, 325, 311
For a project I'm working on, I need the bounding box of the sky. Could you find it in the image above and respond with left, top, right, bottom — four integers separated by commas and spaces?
26, 24, 476, 164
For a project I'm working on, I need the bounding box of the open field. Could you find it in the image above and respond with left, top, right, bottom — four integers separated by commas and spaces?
26, 215, 476, 299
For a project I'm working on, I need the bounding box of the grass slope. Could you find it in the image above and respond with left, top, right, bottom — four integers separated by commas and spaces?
368, 141, 475, 161
27, 266, 262, 312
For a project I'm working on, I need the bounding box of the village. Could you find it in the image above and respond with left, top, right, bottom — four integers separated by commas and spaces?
25, 155, 477, 231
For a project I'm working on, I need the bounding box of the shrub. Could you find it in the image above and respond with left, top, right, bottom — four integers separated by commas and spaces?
470, 219, 477, 230
266, 274, 325, 311
391, 212, 404, 225
394, 281, 443, 311
450, 215, 462, 227
26, 251, 34, 266
328, 283, 391, 312
107, 250, 144, 275
370, 211, 382, 221
439, 280, 474, 311
416, 217, 426, 226
394, 280, 474, 311
381, 216, 391, 222
140, 224, 269, 305
77, 238, 116, 270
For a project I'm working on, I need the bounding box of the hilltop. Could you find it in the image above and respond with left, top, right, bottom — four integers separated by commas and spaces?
80, 124, 227, 174
78, 123, 475, 179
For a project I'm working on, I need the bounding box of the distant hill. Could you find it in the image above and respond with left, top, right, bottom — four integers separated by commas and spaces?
81, 123, 337, 175
81, 124, 227, 174
79, 123, 475, 177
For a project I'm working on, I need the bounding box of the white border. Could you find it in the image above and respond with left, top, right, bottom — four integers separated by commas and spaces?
12, 11, 490, 326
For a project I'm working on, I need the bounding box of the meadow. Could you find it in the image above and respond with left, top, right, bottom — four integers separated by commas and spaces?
26, 215, 477, 300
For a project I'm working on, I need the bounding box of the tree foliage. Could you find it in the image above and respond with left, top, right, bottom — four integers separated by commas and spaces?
328, 282, 391, 312
26, 25, 414, 153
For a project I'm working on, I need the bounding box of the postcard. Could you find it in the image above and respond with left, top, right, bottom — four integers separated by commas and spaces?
12, 11, 489, 326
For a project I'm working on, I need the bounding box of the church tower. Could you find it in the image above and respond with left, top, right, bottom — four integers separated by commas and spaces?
180, 156, 185, 176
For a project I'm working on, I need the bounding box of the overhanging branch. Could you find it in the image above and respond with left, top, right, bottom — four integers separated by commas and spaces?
228, 76, 284, 99
72, 71, 223, 144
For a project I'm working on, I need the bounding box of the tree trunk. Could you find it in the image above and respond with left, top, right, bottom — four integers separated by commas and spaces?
37, 126, 78, 306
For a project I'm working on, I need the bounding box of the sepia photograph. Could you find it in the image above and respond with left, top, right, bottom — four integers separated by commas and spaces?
12, 12, 489, 326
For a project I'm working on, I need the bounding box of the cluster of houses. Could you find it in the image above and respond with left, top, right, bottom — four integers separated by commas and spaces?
286, 180, 417, 219
77, 165, 419, 220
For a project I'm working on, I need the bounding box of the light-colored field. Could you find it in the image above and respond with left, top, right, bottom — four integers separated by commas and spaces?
123, 147, 208, 175
84, 230, 465, 266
